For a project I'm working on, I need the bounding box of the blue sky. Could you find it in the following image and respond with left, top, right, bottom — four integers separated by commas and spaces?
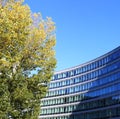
24, 0, 120, 71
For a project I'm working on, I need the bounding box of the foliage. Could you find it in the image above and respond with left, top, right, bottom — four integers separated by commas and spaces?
0, 0, 56, 118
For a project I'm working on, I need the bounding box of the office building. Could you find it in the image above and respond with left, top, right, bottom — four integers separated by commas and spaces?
40, 46, 120, 119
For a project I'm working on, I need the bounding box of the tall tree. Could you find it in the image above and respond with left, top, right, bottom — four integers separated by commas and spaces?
0, 0, 56, 118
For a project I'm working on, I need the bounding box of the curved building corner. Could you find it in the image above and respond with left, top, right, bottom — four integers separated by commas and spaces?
40, 46, 120, 119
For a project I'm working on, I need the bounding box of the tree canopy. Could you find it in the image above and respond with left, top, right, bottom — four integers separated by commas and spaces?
0, 0, 56, 118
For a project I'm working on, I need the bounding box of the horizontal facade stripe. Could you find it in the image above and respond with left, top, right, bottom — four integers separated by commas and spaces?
40, 104, 120, 118
41, 91, 120, 108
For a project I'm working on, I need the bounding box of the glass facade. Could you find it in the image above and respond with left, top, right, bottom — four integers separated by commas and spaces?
39, 46, 120, 119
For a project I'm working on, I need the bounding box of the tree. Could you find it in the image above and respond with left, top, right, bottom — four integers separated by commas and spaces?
0, 0, 56, 118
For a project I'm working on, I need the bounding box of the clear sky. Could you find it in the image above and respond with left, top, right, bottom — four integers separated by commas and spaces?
24, 0, 120, 71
